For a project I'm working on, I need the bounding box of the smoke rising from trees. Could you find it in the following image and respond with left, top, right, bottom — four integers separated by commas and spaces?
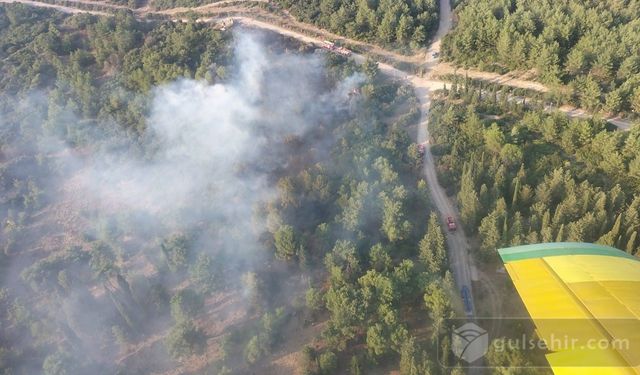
1, 30, 364, 373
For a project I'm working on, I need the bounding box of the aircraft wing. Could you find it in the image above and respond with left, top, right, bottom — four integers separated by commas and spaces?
499, 242, 640, 375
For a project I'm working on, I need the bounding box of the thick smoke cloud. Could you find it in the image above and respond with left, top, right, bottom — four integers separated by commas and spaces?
83, 31, 362, 230
1, 29, 364, 372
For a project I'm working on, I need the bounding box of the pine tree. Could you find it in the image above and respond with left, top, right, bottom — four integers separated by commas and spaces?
458, 165, 480, 230
597, 214, 622, 247
631, 87, 640, 114
419, 213, 447, 274
451, 78, 459, 98
541, 209, 551, 232
511, 38, 527, 68
349, 355, 362, 375
479, 184, 490, 215
526, 231, 540, 244
424, 280, 454, 341
484, 123, 506, 154
396, 15, 413, 45
605, 90, 622, 114
479, 212, 501, 258
536, 42, 561, 84
380, 191, 412, 242
493, 165, 507, 201
378, 11, 397, 43
579, 76, 602, 111
370, 243, 392, 272
541, 226, 553, 242
512, 177, 521, 209
555, 224, 566, 242
502, 214, 509, 245
190, 253, 222, 294
625, 196, 640, 230
626, 231, 637, 254
510, 212, 524, 246
496, 26, 512, 67
565, 49, 586, 76
274, 225, 297, 260
399, 337, 419, 375
410, 25, 426, 49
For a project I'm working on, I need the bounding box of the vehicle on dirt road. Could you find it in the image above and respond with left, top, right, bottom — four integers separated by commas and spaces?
446, 216, 457, 231
461, 286, 473, 316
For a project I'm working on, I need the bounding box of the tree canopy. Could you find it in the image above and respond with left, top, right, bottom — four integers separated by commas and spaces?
275, 0, 439, 50
443, 0, 640, 114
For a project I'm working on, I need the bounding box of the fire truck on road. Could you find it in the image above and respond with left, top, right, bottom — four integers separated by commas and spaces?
446, 216, 457, 231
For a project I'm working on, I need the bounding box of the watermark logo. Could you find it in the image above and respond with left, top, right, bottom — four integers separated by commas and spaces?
451, 322, 488, 363
440, 318, 637, 370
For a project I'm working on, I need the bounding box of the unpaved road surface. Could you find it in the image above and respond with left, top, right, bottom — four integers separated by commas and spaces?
3, 0, 633, 133
415, 0, 478, 318
0, 0, 110, 14
3, 0, 632, 322
0, 0, 477, 317
242, 6, 494, 375
4, 0, 621, 372
230, 10, 482, 324
152, 0, 267, 15
424, 0, 450, 65
430, 62, 550, 92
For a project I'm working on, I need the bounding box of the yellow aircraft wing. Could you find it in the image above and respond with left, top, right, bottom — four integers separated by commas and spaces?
499, 242, 640, 375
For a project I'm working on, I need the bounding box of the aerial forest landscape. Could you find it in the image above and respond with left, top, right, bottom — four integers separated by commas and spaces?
0, 1, 639, 375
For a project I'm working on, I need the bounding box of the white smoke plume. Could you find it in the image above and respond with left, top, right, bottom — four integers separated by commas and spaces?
81, 31, 363, 229
1, 29, 366, 372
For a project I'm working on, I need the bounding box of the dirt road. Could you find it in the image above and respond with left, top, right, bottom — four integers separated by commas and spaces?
0, 0, 110, 14
4, 0, 631, 299
414, 0, 478, 318
152, 0, 267, 15
4, 0, 633, 133
219, 4, 481, 324
424, 0, 451, 65
430, 63, 550, 92
232, 9, 482, 324
558, 105, 633, 130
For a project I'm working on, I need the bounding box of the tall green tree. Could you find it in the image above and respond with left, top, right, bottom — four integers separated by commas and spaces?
423, 280, 454, 341
459, 166, 480, 230
274, 225, 297, 260
419, 213, 447, 274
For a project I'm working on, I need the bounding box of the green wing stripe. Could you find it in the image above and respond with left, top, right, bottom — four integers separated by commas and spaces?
498, 242, 638, 263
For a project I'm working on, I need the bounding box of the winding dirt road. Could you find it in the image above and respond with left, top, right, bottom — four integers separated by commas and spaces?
0, 2, 559, 373
0, 0, 111, 14
0, 0, 509, 321
414, 0, 478, 318
227, 10, 483, 323
0, 2, 634, 373
3, 0, 634, 133
231, 5, 482, 325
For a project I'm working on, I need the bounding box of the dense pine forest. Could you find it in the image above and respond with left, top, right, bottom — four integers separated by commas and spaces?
273, 0, 439, 50
0, 6, 230, 136
428, 82, 640, 260
0, 4, 472, 374
3, 1, 638, 374
442, 0, 640, 115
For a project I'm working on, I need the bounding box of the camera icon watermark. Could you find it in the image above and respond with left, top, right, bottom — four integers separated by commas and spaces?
451, 322, 488, 363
